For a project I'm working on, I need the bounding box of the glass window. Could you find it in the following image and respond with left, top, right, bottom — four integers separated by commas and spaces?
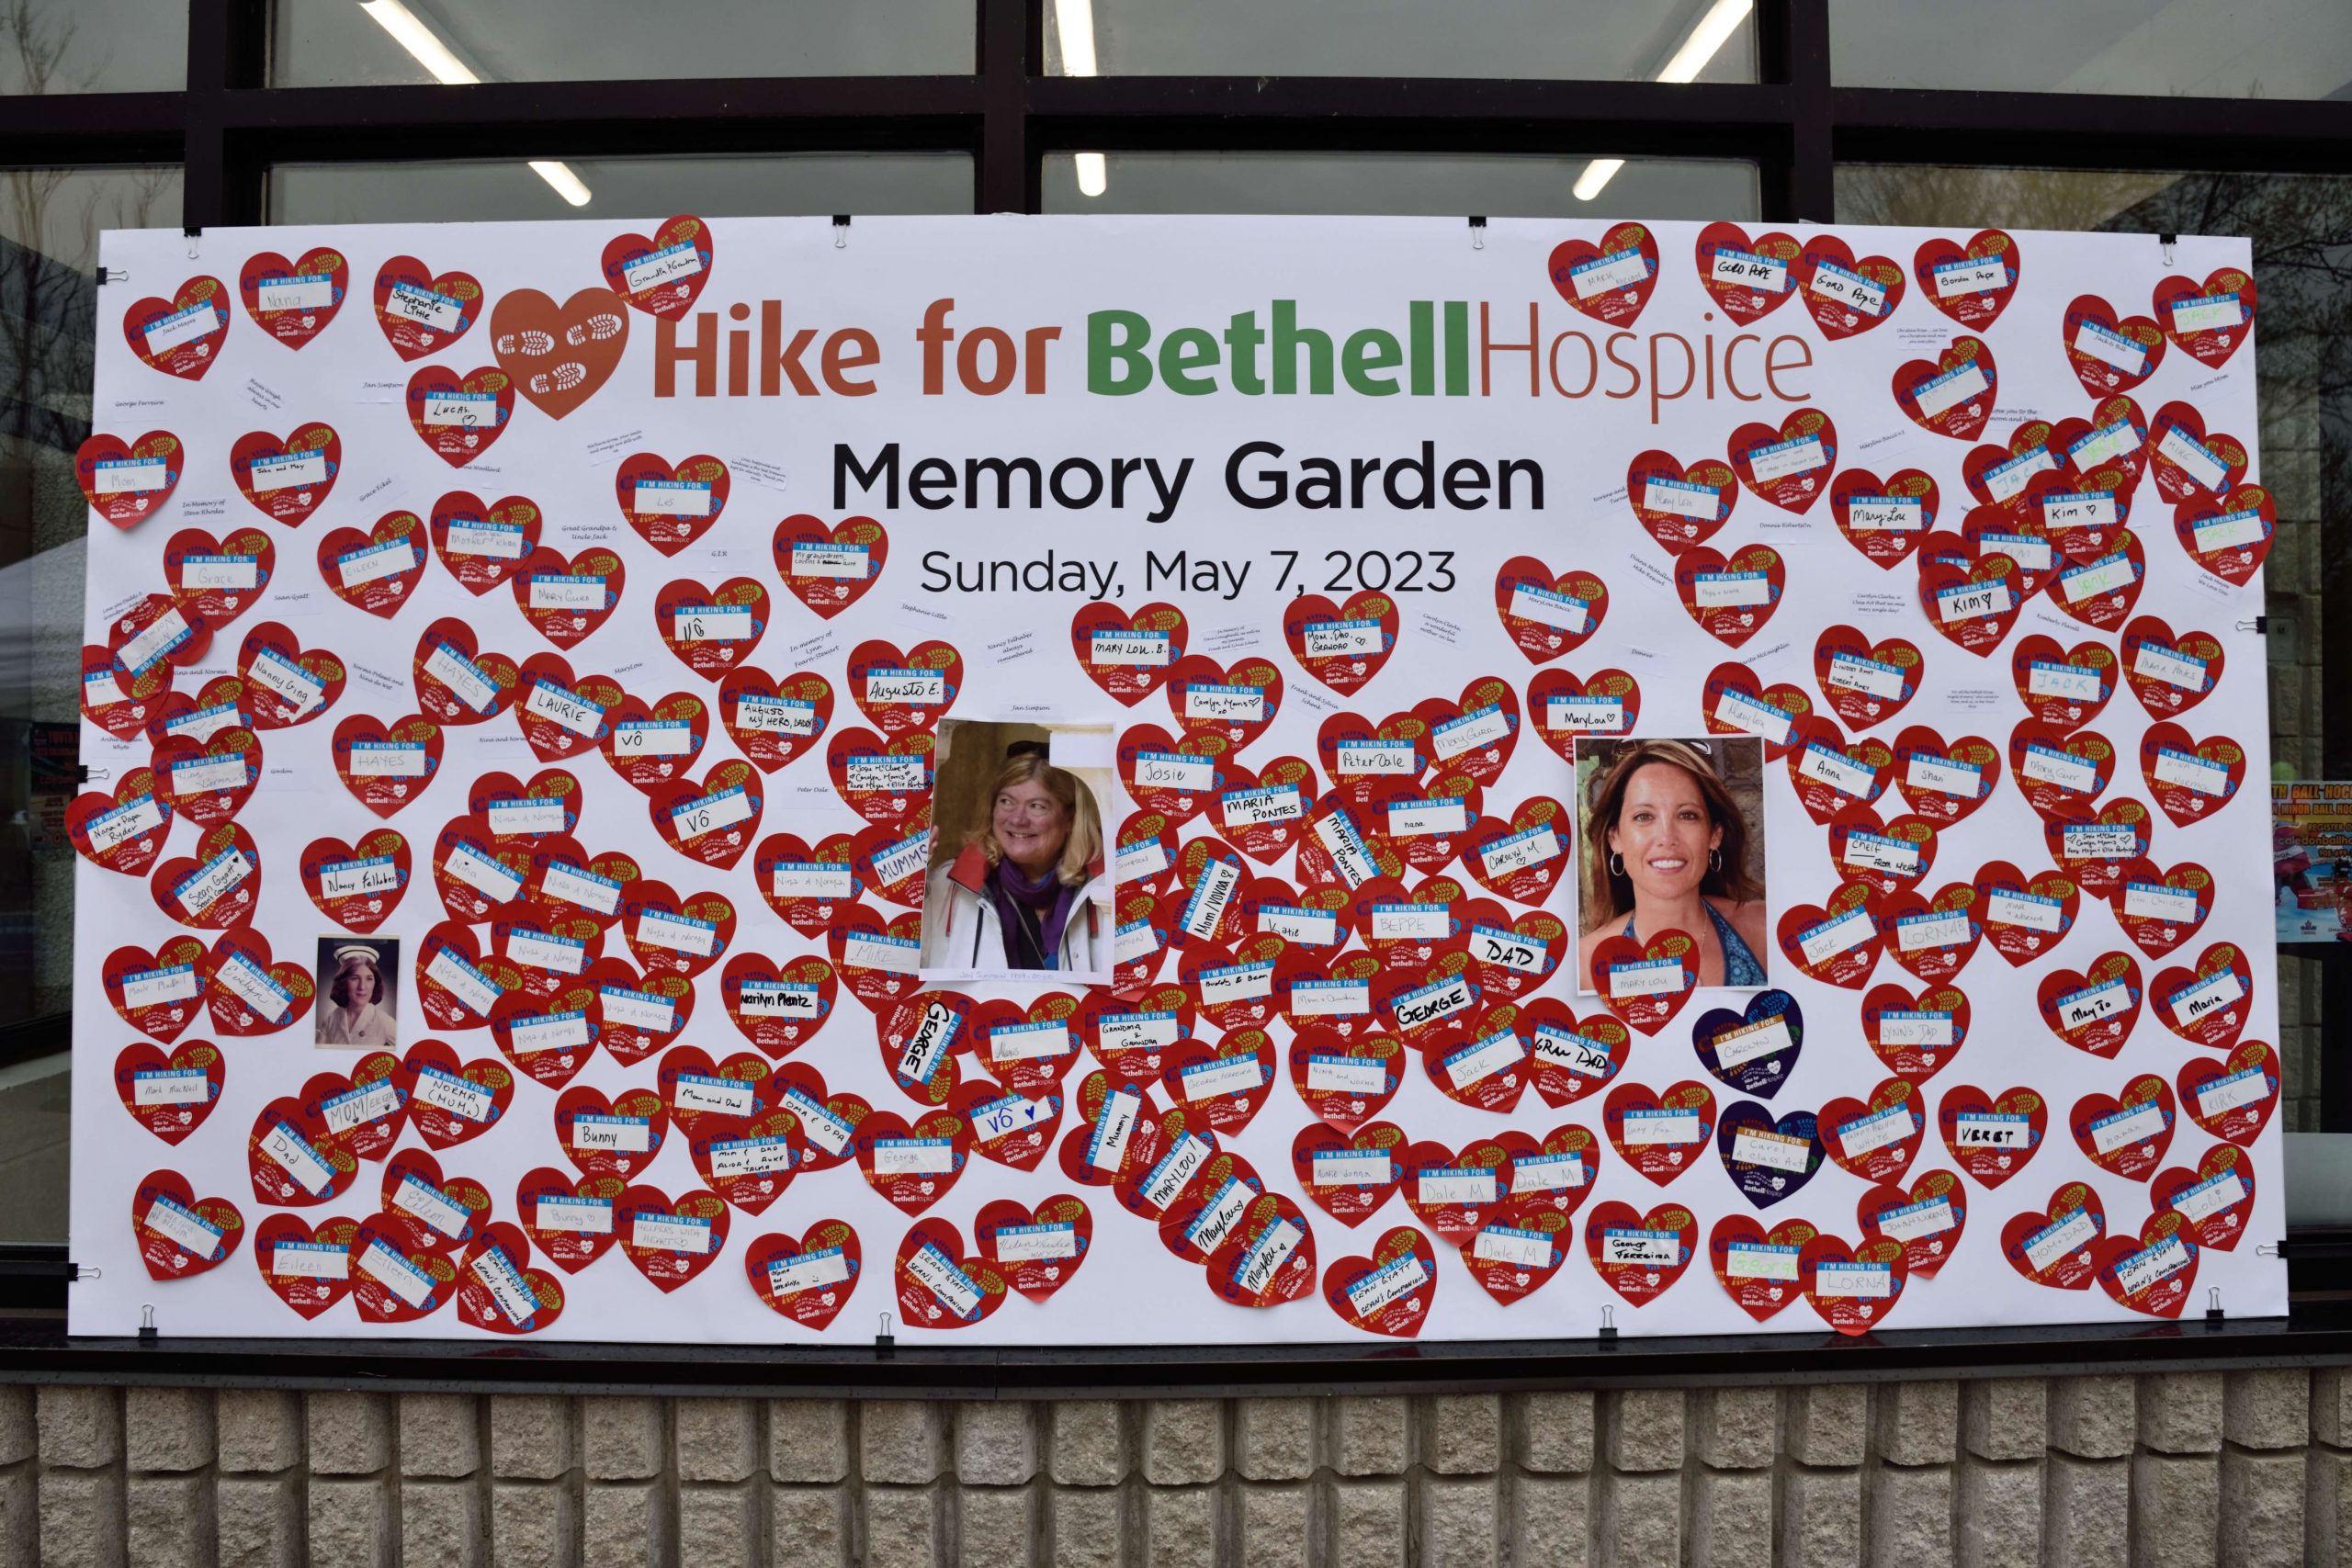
270, 154, 976, 225
1840, 164, 2352, 1218
0, 164, 185, 1242
1831, 0, 2352, 98
272, 0, 972, 85
1044, 152, 1759, 221
0, 0, 187, 94
1057, 0, 1755, 81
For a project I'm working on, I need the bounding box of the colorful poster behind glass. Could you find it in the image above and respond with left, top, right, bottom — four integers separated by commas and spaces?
68, 215, 2283, 1342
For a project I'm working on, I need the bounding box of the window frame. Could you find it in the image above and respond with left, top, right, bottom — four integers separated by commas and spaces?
0, 0, 2348, 1356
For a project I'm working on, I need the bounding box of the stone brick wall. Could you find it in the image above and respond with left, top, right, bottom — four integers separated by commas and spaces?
5, 1368, 2352, 1565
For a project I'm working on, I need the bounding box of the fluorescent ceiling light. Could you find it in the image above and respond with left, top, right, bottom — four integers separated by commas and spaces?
1573, 0, 1752, 202
1054, 0, 1109, 198
358, 0, 594, 208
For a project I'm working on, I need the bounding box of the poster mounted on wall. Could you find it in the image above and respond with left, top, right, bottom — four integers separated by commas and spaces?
71, 214, 2280, 1343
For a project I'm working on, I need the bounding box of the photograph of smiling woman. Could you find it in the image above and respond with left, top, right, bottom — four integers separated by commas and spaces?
919, 742, 1109, 975
1575, 737, 1770, 989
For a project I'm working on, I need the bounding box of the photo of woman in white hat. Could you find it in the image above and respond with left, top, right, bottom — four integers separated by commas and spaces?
315, 938, 400, 1048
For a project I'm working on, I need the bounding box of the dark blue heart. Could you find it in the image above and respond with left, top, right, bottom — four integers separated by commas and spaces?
1691, 989, 1804, 1098
1714, 1100, 1824, 1209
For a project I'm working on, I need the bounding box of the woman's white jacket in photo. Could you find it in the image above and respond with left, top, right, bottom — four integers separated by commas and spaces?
917, 844, 1109, 973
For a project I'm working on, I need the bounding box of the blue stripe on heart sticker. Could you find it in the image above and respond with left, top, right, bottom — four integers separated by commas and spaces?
1715, 1101, 1825, 1210
1690, 989, 1804, 1098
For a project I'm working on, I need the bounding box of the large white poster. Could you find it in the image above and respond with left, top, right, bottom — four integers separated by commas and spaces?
68, 215, 2282, 1343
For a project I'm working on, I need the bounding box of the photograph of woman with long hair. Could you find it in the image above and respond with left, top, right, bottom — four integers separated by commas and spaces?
1576, 737, 1770, 988
920, 740, 1109, 973
314, 938, 400, 1047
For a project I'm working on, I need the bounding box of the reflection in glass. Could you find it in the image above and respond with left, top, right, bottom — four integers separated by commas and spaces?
273, 0, 973, 84
0, 166, 182, 1240
1831, 0, 2352, 98
1062, 0, 1754, 81
272, 155, 976, 225
0, 0, 188, 95
1044, 152, 1758, 222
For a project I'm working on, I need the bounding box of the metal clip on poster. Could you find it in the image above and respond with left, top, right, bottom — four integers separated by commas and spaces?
2237, 617, 2269, 635
1598, 1304, 1618, 1347
2161, 232, 2178, 268
94, 266, 126, 288
76, 765, 108, 785
2206, 1286, 2226, 1329
139, 1303, 158, 1345
1468, 216, 1487, 252
184, 226, 201, 262
875, 1310, 895, 1358
833, 215, 851, 251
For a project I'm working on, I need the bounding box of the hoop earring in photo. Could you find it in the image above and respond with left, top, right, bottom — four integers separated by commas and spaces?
1608, 852, 1623, 877
1711, 849, 1722, 873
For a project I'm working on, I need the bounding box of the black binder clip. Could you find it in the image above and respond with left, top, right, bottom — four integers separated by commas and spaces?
1468, 216, 1487, 252
1598, 1304, 1618, 1348
138, 1303, 159, 1345
874, 1310, 895, 1358
95, 266, 126, 287
833, 216, 851, 251
2205, 1286, 2225, 1329
184, 226, 201, 261
2160, 233, 2177, 269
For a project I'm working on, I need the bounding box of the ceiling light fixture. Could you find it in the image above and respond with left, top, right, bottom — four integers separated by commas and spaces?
1573, 0, 1753, 202
358, 0, 594, 208
1052, 0, 1109, 198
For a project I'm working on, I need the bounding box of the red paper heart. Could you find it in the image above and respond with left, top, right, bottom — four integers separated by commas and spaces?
373, 255, 482, 361
299, 829, 410, 934
254, 1213, 359, 1319
827, 902, 927, 1011
2176, 1041, 2274, 1142
2061, 294, 2165, 397
1725, 410, 1836, 513
2108, 857, 2213, 959
855, 1109, 973, 1216
1290, 1120, 1407, 1227
753, 830, 865, 937
619, 453, 729, 557
103, 936, 209, 1043
1674, 543, 1786, 646
1624, 449, 1737, 555
150, 821, 264, 931
1794, 234, 1905, 338
1816, 1077, 1926, 1184
1602, 1079, 1717, 1184
236, 621, 344, 729
2139, 721, 2245, 829
1708, 1212, 1819, 1321
512, 546, 626, 649
455, 1223, 566, 1335
2174, 483, 2275, 587
239, 247, 349, 348
1912, 231, 2019, 329
1860, 981, 1969, 1083
1972, 860, 2079, 967
1548, 222, 1659, 325
554, 1084, 668, 1180
744, 1220, 864, 1328
599, 215, 714, 317
1694, 222, 1801, 326
1828, 468, 1936, 569
65, 765, 175, 877
349, 1217, 457, 1323
1324, 1224, 1442, 1335
2092, 1211, 2199, 1319
201, 926, 315, 1038
616, 1185, 729, 1292
1856, 1168, 1968, 1280
977, 1194, 1095, 1303
1801, 1235, 1908, 1335
2145, 403, 2247, 507
123, 277, 231, 379
245, 1096, 356, 1207
848, 637, 962, 735
647, 761, 763, 871
2152, 1143, 2256, 1252
1165, 652, 1283, 753
404, 364, 515, 467
393, 1040, 514, 1149
1492, 556, 1610, 663
113, 1038, 225, 1145
231, 423, 341, 527
2068, 1073, 2177, 1183
2153, 266, 2256, 367
427, 490, 540, 597
1893, 336, 1996, 442
515, 1166, 627, 1273
132, 1169, 244, 1280
773, 513, 888, 618
1999, 1180, 2107, 1291
1587, 930, 1698, 1036
84, 431, 188, 530
2120, 616, 2223, 720
718, 666, 832, 773
1069, 601, 1188, 705
331, 712, 443, 818
1935, 1083, 2048, 1188
1204, 1192, 1318, 1309
1584, 1198, 1697, 1307
1283, 591, 1399, 694
1785, 718, 1894, 824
